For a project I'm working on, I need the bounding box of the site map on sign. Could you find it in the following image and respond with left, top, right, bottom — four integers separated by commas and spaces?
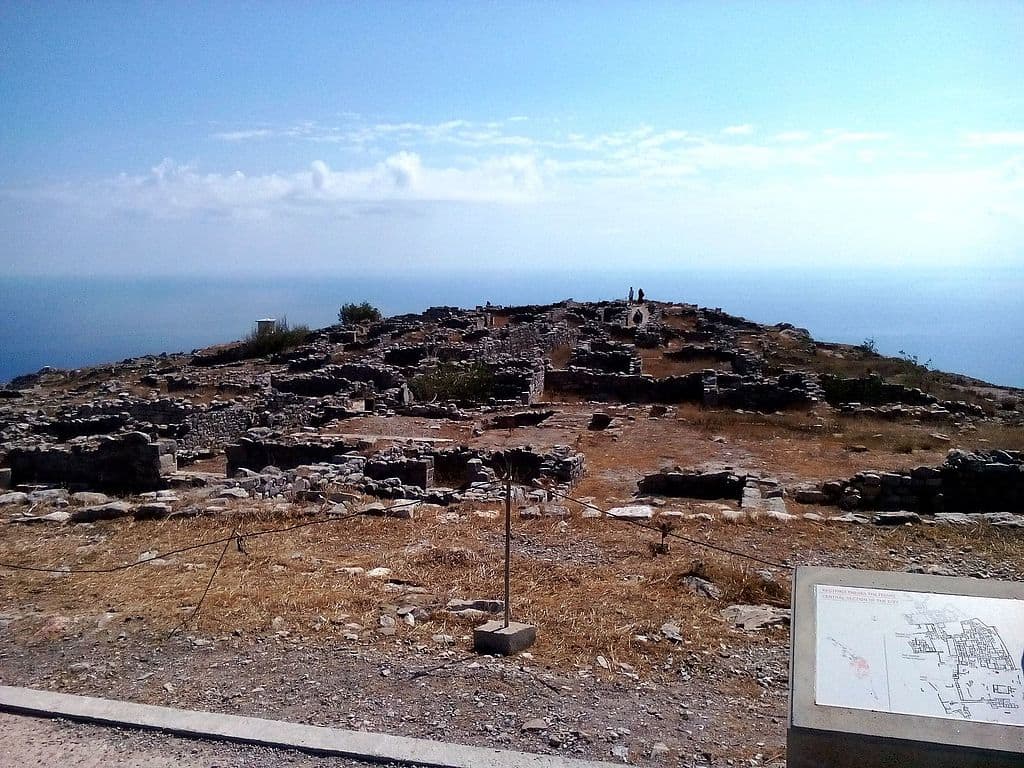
815, 585, 1024, 726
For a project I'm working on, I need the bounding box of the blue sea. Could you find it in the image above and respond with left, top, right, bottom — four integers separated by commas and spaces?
2, 268, 1022, 388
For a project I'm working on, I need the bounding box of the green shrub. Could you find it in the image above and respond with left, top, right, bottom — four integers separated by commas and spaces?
338, 301, 382, 325
857, 337, 878, 356
409, 362, 495, 403
241, 317, 310, 358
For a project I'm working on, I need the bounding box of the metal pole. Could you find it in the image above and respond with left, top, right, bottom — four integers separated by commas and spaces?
504, 473, 511, 629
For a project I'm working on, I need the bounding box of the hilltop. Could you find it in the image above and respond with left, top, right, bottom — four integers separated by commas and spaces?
1, 297, 1022, 767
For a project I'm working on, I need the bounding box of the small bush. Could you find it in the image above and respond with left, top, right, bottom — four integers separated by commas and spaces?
338, 301, 382, 325
409, 362, 495, 403
857, 337, 878, 356
240, 317, 310, 358
999, 396, 1019, 411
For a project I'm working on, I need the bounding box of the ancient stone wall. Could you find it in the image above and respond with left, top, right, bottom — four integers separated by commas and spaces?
477, 321, 577, 359
66, 397, 196, 425
546, 368, 819, 410
545, 370, 703, 402
638, 469, 746, 500
821, 374, 985, 416
364, 451, 434, 488
705, 371, 821, 410
226, 435, 362, 475
488, 359, 546, 403
179, 406, 253, 451
818, 450, 1024, 513
272, 367, 355, 396
286, 354, 331, 372
821, 374, 936, 407
383, 345, 430, 367
569, 344, 641, 375
6, 432, 176, 492
33, 414, 128, 439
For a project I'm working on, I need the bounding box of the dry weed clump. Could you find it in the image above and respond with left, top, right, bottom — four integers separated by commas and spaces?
670, 560, 790, 608
637, 349, 724, 378
675, 405, 819, 439
406, 542, 480, 567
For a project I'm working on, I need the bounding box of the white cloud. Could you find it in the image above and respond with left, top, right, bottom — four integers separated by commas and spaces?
310, 160, 329, 190
772, 131, 812, 143
9, 152, 548, 221
722, 124, 755, 136
382, 151, 421, 190
210, 129, 275, 141
964, 131, 1024, 147
9, 117, 1024, 274
823, 130, 890, 144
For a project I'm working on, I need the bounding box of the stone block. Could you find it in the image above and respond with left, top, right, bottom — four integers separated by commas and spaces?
606, 504, 654, 519
473, 620, 537, 655
794, 488, 826, 504
0, 468, 11, 490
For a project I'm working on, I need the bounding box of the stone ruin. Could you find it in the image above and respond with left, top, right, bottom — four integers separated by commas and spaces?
805, 449, 1024, 514
0, 298, 1018, 515
6, 432, 177, 493
221, 430, 585, 505
821, 374, 985, 417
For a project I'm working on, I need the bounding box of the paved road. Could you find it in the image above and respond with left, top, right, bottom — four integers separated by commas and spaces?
0, 712, 413, 768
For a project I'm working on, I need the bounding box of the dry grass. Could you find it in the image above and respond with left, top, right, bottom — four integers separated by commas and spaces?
548, 343, 572, 370
0, 503, 777, 668
638, 349, 725, 378
4, 500, 1024, 674
674, 560, 791, 607
662, 313, 697, 332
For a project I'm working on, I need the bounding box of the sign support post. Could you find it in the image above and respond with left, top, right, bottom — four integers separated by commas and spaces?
472, 469, 536, 655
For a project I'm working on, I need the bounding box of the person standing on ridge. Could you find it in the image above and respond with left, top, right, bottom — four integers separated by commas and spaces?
637, 288, 645, 302
628, 287, 634, 303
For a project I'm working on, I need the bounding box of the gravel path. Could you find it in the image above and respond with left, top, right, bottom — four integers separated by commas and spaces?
0, 712, 413, 768
0, 627, 791, 767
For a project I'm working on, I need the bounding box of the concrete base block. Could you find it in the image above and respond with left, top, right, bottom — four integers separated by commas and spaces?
473, 620, 536, 655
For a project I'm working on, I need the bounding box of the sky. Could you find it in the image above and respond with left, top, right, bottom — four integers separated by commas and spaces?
1, 1, 1022, 277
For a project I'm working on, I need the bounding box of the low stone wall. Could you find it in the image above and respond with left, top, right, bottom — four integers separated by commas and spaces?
33, 414, 128, 439
226, 435, 362, 475
365, 450, 434, 488
817, 449, 1024, 513
383, 345, 430, 367
821, 374, 935, 407
489, 359, 546, 403
546, 368, 818, 409
272, 367, 356, 396
545, 369, 701, 402
286, 354, 331, 373
638, 469, 745, 500
476, 320, 577, 359
6, 432, 177, 492
421, 444, 584, 488
666, 345, 763, 376
707, 371, 821, 411
65, 397, 196, 425
179, 406, 253, 451
569, 345, 640, 375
